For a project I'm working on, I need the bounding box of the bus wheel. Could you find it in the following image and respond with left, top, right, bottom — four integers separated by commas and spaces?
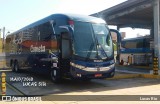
50, 68, 61, 83
14, 61, 20, 72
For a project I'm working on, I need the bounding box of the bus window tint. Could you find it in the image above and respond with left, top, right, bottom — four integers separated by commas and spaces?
73, 21, 96, 59
38, 22, 53, 41
92, 24, 113, 58
73, 22, 113, 59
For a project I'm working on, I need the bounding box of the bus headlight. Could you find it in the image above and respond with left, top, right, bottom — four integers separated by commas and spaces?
70, 62, 85, 69
109, 64, 115, 68
75, 64, 85, 69
76, 74, 82, 77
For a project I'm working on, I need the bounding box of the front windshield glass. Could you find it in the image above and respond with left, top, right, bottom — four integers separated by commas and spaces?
92, 24, 113, 59
73, 21, 113, 60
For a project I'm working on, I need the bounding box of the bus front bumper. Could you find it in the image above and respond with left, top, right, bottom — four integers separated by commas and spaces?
70, 64, 115, 79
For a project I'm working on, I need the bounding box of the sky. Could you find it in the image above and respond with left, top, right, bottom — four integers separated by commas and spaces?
0, 0, 150, 38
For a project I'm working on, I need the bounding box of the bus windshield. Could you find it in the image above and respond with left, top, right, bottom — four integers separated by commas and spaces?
73, 21, 113, 60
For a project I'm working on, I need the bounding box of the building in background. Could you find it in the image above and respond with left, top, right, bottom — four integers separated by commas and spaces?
111, 32, 126, 43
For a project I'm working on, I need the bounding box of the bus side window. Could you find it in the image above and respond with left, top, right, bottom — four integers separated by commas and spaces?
38, 22, 53, 41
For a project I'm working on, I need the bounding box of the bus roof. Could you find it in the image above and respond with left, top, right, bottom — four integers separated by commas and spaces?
9, 13, 106, 35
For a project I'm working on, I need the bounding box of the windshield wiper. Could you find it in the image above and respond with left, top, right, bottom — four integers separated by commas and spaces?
85, 42, 94, 61
95, 37, 108, 59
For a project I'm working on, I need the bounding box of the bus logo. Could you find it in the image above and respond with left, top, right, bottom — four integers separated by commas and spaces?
30, 45, 45, 52
94, 60, 103, 62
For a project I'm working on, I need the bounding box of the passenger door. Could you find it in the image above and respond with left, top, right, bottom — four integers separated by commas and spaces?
59, 32, 72, 73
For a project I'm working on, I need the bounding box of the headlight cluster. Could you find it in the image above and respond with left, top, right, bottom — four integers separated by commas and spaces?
70, 62, 115, 72
109, 64, 115, 68
70, 62, 86, 69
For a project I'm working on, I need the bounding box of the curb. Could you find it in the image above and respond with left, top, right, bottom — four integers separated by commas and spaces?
108, 74, 141, 79
109, 74, 160, 79
140, 74, 160, 79
116, 64, 151, 69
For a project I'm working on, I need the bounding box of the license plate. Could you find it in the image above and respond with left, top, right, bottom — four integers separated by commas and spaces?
95, 74, 102, 77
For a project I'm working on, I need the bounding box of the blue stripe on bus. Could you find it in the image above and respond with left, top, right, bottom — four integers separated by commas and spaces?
120, 48, 152, 53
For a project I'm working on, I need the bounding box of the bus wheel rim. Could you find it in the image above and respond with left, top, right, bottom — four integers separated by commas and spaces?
54, 70, 56, 76
51, 70, 56, 80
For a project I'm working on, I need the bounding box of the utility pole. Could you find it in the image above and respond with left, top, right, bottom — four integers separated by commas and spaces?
153, 0, 160, 75
0, 29, 1, 37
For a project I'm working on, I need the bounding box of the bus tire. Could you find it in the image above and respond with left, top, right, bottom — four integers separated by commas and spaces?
14, 61, 20, 72
50, 68, 61, 83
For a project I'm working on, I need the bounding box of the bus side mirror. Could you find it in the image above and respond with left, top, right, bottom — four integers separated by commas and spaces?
59, 26, 69, 32
59, 25, 73, 33
59, 25, 73, 40
109, 29, 121, 64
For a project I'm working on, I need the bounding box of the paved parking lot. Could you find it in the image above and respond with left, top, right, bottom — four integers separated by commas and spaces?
0, 68, 160, 104
0, 69, 159, 93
